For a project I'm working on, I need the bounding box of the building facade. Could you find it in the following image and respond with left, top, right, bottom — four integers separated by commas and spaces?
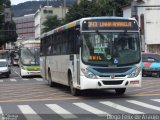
13, 14, 35, 40
123, 0, 160, 54
34, 6, 67, 40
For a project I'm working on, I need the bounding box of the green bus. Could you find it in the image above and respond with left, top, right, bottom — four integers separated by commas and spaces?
19, 40, 40, 77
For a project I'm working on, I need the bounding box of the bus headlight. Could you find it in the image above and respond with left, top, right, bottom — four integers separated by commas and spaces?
81, 68, 97, 79
128, 67, 141, 78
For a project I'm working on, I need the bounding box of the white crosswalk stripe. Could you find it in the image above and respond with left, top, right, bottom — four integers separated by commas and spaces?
151, 99, 160, 103
18, 105, 42, 120
73, 102, 109, 117
0, 106, 3, 114
22, 78, 29, 81
10, 79, 17, 82
34, 78, 43, 81
127, 100, 160, 111
46, 104, 77, 119
0, 80, 3, 82
0, 99, 159, 119
100, 101, 144, 114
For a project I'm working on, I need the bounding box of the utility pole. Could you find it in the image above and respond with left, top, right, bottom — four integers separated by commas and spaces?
46, 0, 49, 6
61, 0, 66, 19
131, 0, 138, 18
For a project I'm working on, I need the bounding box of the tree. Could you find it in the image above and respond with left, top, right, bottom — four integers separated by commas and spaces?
65, 0, 98, 22
42, 0, 133, 32
42, 15, 62, 33
65, 0, 132, 22
0, 0, 17, 48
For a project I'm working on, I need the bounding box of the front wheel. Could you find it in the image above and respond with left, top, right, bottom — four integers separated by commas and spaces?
69, 75, 80, 96
115, 88, 126, 95
48, 70, 54, 87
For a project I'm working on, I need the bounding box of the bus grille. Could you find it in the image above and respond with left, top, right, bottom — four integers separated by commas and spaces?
94, 67, 131, 73
99, 75, 126, 77
102, 80, 123, 85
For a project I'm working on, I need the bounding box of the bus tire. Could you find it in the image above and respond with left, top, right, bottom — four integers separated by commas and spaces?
115, 88, 126, 95
69, 75, 80, 96
48, 70, 54, 87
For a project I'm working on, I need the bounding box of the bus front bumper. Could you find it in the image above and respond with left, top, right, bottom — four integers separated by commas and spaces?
79, 75, 141, 90
21, 69, 41, 76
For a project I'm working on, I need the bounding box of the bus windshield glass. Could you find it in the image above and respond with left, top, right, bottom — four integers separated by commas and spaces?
82, 32, 140, 66
21, 47, 40, 66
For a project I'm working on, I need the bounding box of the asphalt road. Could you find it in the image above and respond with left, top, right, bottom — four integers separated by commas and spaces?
0, 66, 159, 120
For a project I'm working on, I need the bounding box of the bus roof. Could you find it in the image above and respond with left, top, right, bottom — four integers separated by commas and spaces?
41, 16, 137, 38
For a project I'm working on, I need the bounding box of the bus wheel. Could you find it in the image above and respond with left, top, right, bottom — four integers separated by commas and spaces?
115, 88, 126, 95
48, 71, 54, 87
69, 75, 80, 96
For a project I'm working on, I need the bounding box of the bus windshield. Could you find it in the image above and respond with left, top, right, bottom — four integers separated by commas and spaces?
81, 32, 141, 66
21, 47, 40, 66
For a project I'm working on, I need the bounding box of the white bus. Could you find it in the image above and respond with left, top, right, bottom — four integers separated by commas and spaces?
19, 40, 40, 77
40, 17, 142, 96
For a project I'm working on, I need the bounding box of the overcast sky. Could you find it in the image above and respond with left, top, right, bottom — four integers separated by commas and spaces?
11, 0, 37, 5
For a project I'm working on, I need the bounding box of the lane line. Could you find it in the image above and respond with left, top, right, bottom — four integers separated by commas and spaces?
100, 101, 144, 114
73, 102, 109, 117
18, 105, 42, 120
10, 79, 17, 82
0, 80, 3, 82
127, 100, 160, 111
46, 104, 77, 119
0, 106, 3, 114
151, 99, 160, 103
22, 79, 29, 81
34, 78, 43, 81
11, 68, 22, 78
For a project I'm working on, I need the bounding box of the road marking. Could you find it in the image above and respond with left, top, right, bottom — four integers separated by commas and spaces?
34, 78, 43, 81
73, 102, 109, 117
127, 100, 160, 111
46, 104, 77, 119
11, 68, 21, 78
0, 80, 3, 82
0, 106, 3, 114
151, 99, 160, 103
100, 101, 144, 114
18, 105, 42, 120
10, 79, 17, 82
22, 79, 29, 81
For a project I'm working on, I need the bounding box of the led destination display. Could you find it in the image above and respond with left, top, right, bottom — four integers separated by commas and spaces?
82, 19, 139, 31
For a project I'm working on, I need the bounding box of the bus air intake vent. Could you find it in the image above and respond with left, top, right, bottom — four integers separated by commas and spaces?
94, 67, 131, 73
99, 75, 126, 77
102, 80, 123, 85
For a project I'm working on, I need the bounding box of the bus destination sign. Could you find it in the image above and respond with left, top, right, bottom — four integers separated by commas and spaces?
82, 19, 138, 31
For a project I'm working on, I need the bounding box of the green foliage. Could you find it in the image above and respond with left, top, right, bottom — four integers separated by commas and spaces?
65, 0, 132, 22
42, 15, 62, 33
42, 0, 132, 33
0, 21, 17, 45
0, 0, 17, 47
